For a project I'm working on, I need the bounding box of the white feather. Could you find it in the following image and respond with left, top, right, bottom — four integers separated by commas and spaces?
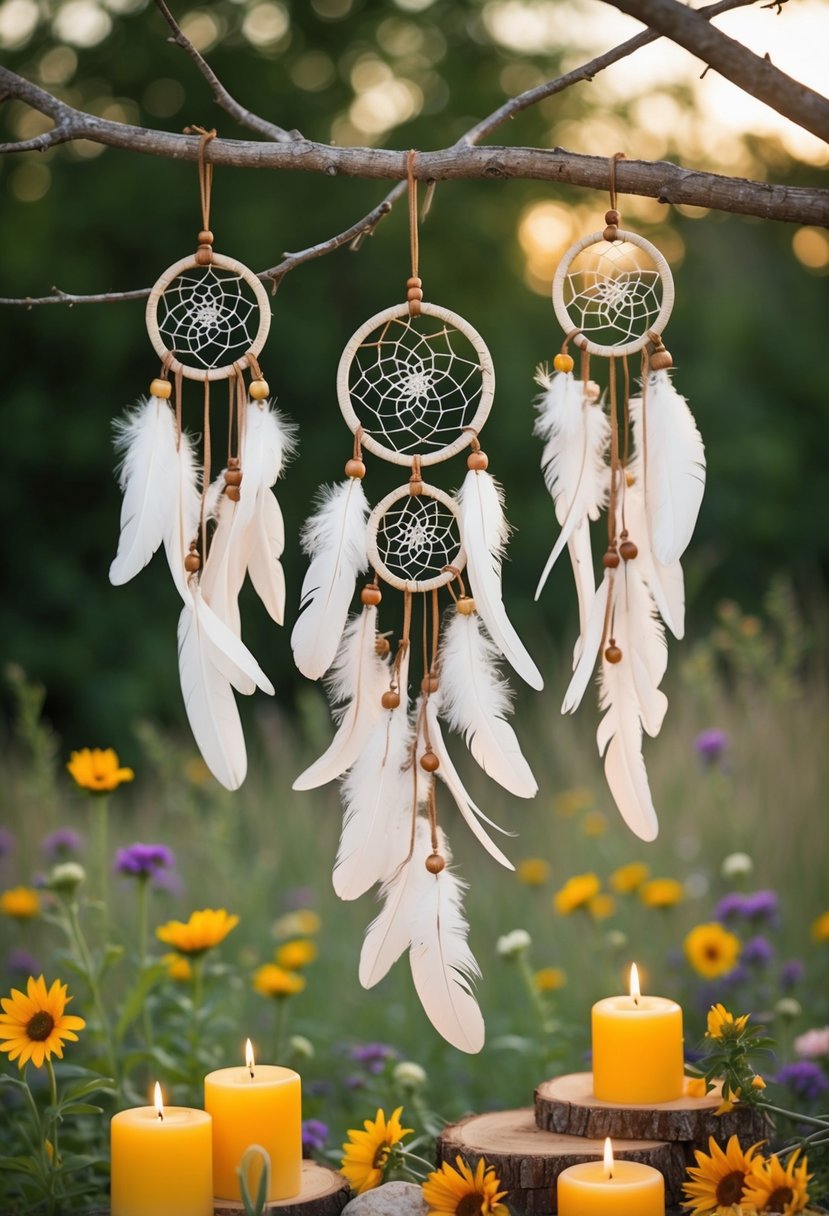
569, 522, 597, 668
192, 583, 274, 698
621, 461, 685, 639
359, 817, 431, 990
616, 562, 668, 739
436, 611, 537, 799
632, 369, 705, 566
161, 429, 202, 604
332, 648, 414, 900
293, 606, 390, 790
109, 396, 181, 586
291, 479, 369, 680
562, 572, 611, 714
533, 369, 609, 599
458, 469, 543, 691
595, 643, 660, 842
247, 490, 286, 624
424, 696, 514, 870
200, 485, 244, 636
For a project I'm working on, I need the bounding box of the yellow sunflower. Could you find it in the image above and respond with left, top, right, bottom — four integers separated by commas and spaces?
0, 886, 40, 919
155, 908, 239, 955
742, 1149, 812, 1214
707, 1004, 750, 1040
640, 878, 684, 909
275, 938, 318, 969
553, 873, 601, 915
162, 953, 193, 982
67, 747, 134, 792
811, 910, 829, 943
534, 967, 567, 993
252, 964, 306, 998
684, 922, 741, 979
423, 1155, 508, 1216
682, 1134, 762, 1215
610, 861, 650, 894
341, 1106, 412, 1194
516, 858, 550, 886
0, 975, 86, 1069
588, 893, 616, 920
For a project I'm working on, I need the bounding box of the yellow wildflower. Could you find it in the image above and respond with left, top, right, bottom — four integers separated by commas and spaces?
272, 909, 321, 939
341, 1106, 412, 1194
0, 975, 86, 1070
682, 1134, 760, 1214
582, 810, 607, 837
640, 878, 684, 909
553, 786, 592, 816
588, 893, 616, 920
67, 747, 134, 793
811, 909, 829, 943
156, 908, 239, 955
534, 967, 567, 993
516, 858, 550, 886
743, 1148, 812, 1214
609, 862, 650, 894
707, 1003, 750, 1040
162, 953, 192, 982
684, 1077, 709, 1099
684, 922, 741, 979
553, 873, 600, 915
253, 964, 306, 998
423, 1155, 509, 1215
0, 886, 40, 920
751, 1075, 767, 1090
275, 939, 318, 970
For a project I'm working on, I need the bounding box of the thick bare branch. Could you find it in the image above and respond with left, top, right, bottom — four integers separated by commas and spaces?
608, 0, 829, 143
153, 0, 296, 144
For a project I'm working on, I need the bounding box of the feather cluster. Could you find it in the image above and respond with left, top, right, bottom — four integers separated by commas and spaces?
534, 364, 705, 838
109, 395, 294, 790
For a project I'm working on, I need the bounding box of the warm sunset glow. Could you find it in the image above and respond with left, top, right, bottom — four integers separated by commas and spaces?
153, 1081, 164, 1121
630, 963, 641, 1002
604, 1136, 614, 1178
245, 1038, 255, 1075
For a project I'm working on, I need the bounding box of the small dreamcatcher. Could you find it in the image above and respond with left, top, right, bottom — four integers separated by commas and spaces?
291, 153, 541, 1053
109, 128, 295, 790
533, 154, 705, 841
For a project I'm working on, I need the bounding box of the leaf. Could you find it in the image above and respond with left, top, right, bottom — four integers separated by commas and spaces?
63, 1075, 116, 1102
57, 1102, 105, 1116
114, 962, 166, 1043
0, 1156, 40, 1177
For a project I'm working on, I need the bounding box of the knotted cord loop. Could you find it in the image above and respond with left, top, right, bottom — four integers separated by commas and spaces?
185, 125, 217, 263
609, 150, 626, 214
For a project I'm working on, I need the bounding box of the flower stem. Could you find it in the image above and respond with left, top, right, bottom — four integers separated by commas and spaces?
273, 996, 288, 1062
136, 877, 154, 1050
45, 1057, 59, 1162
93, 794, 110, 936
66, 898, 119, 1090
761, 1102, 829, 1130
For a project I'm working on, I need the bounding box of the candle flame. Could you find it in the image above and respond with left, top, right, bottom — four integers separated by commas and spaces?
629, 962, 640, 1004
603, 1137, 614, 1178
245, 1038, 255, 1077
153, 1081, 164, 1122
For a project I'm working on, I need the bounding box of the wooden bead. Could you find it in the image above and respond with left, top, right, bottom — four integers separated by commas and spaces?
224, 468, 243, 487
407, 287, 424, 301
184, 550, 201, 573
345, 458, 366, 480
381, 690, 400, 710
425, 853, 445, 874
150, 378, 172, 399
194, 246, 212, 266
619, 538, 638, 561
249, 378, 270, 401
456, 596, 476, 616
226, 485, 241, 502
603, 225, 619, 243
408, 479, 423, 496
407, 276, 422, 289
650, 349, 673, 371
467, 450, 489, 471
198, 230, 214, 246
553, 353, 574, 374
605, 642, 623, 664
603, 548, 620, 569
360, 585, 382, 606
605, 209, 621, 226
421, 674, 440, 695
420, 750, 440, 773
375, 636, 391, 658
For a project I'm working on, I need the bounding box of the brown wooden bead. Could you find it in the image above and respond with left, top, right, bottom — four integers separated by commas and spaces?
553, 353, 574, 374
420, 750, 440, 773
456, 596, 476, 616
407, 287, 424, 302
224, 468, 243, 487
619, 538, 638, 561
603, 548, 620, 569
360, 585, 382, 606
425, 853, 446, 874
605, 209, 621, 226
249, 378, 270, 401
467, 450, 489, 471
345, 458, 366, 480
603, 225, 619, 243
421, 674, 440, 695
194, 246, 212, 266
605, 642, 623, 664
407, 276, 422, 289
226, 485, 241, 502
381, 690, 400, 710
650, 349, 673, 371
375, 636, 391, 658
184, 550, 201, 573
198, 229, 214, 246
625, 471, 636, 487
150, 377, 172, 399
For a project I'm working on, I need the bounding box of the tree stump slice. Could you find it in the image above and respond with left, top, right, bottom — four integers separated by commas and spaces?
436, 1107, 688, 1214
213, 1161, 350, 1215
535, 1072, 773, 1151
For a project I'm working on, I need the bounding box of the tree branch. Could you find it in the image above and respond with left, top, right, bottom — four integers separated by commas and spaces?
608, 0, 829, 143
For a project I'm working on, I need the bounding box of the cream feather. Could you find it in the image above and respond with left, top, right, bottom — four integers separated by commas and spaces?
458, 468, 543, 691
595, 641, 660, 843
569, 522, 597, 667
109, 396, 181, 586
615, 561, 668, 740
533, 368, 609, 600
200, 486, 244, 636
161, 428, 202, 604
424, 695, 514, 870
562, 571, 612, 715
247, 490, 286, 625
621, 462, 685, 639
192, 583, 275, 699
359, 818, 485, 1054
436, 610, 537, 799
631, 370, 705, 566
332, 647, 413, 901
293, 606, 390, 790
291, 478, 369, 680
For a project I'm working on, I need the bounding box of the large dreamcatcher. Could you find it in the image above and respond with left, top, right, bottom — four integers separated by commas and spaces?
109, 129, 295, 790
533, 155, 706, 841
291, 155, 541, 1052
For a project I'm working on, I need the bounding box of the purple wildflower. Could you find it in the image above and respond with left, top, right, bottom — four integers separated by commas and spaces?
775, 1061, 829, 1102
304, 1079, 333, 1099
115, 842, 175, 879
0, 828, 14, 859
742, 890, 779, 923
694, 729, 729, 765
742, 935, 774, 967
301, 1119, 328, 1156
780, 959, 805, 990
347, 1042, 400, 1074
42, 827, 83, 859
344, 1074, 367, 1091
7, 948, 41, 976
715, 892, 748, 921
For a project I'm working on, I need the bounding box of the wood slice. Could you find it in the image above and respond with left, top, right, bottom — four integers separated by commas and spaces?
535, 1072, 773, 1149
214, 1161, 350, 1215
436, 1107, 688, 1214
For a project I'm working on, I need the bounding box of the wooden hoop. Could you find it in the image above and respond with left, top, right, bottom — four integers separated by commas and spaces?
336, 301, 495, 468
552, 229, 674, 358
366, 483, 467, 594
145, 252, 271, 382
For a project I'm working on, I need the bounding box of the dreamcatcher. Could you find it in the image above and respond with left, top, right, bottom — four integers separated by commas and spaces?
533, 154, 705, 841
109, 128, 294, 790
291, 154, 541, 1052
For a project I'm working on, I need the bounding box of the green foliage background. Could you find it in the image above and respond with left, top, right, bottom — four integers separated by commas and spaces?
0, 0, 827, 747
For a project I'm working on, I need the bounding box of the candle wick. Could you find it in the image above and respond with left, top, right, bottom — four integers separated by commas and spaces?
633, 995, 639, 1007
157, 1109, 164, 1123
249, 1066, 255, 1079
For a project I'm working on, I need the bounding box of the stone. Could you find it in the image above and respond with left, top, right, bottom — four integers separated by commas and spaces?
342, 1180, 427, 1216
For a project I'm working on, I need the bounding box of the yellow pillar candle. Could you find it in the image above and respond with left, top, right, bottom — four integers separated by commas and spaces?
204, 1042, 302, 1201
592, 964, 684, 1103
557, 1138, 664, 1216
110, 1084, 213, 1216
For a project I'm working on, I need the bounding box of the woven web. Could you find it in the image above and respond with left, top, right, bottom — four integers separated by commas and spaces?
563, 241, 663, 349
347, 316, 485, 457
156, 267, 260, 371
374, 495, 462, 585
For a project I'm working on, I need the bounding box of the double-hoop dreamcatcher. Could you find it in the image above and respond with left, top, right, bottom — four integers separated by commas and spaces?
534, 154, 706, 840
291, 154, 541, 1052
109, 128, 295, 789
